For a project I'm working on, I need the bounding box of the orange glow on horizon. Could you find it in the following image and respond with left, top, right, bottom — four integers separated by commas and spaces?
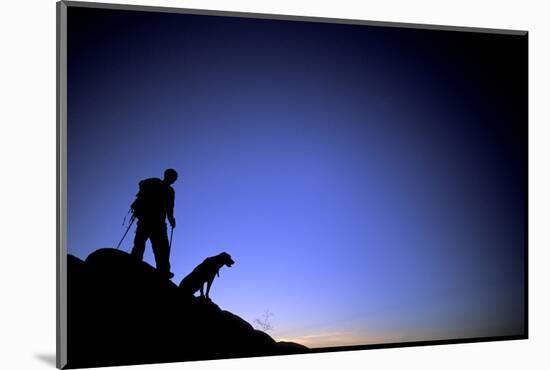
275, 331, 402, 348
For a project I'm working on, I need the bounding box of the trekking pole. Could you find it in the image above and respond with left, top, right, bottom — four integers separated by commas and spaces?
116, 215, 136, 249
122, 208, 132, 226
169, 226, 174, 252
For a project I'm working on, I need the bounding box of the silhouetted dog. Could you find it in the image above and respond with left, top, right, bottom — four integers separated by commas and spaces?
179, 252, 235, 299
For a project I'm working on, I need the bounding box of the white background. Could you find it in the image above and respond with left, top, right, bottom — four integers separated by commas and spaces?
1, 0, 548, 369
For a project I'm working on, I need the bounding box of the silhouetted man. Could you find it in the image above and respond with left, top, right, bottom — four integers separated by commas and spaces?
130, 168, 178, 279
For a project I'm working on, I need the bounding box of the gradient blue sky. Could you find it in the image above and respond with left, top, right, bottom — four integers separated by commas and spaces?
67, 6, 527, 347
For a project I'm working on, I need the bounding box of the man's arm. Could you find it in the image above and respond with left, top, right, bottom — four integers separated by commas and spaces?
167, 187, 176, 228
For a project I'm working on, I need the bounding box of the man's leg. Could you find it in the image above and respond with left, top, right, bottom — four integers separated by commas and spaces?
131, 221, 149, 260
150, 223, 172, 277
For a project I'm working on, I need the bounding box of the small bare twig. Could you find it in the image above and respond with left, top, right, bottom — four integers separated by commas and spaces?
254, 310, 274, 331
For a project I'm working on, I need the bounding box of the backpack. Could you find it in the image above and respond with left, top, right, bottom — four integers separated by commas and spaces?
130, 178, 164, 218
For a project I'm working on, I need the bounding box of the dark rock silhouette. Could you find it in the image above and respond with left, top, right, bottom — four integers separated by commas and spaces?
67, 248, 308, 368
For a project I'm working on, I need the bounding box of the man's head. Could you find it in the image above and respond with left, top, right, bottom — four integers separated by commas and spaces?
163, 168, 178, 184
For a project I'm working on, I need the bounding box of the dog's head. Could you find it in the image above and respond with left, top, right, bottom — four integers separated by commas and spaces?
219, 252, 235, 267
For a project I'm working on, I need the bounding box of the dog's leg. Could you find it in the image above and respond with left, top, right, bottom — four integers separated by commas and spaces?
199, 283, 205, 298
205, 277, 214, 300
